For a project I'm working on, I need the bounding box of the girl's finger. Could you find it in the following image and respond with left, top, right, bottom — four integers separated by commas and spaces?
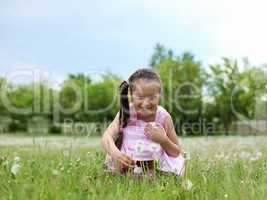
144, 129, 151, 136
124, 154, 135, 162
145, 126, 153, 131
120, 157, 131, 167
146, 123, 152, 128
144, 127, 150, 133
122, 154, 135, 167
120, 160, 132, 168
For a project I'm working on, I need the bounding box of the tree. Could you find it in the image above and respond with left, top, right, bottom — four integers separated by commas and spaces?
85, 73, 121, 122
59, 73, 92, 122
150, 44, 206, 135
206, 58, 267, 134
150, 43, 174, 67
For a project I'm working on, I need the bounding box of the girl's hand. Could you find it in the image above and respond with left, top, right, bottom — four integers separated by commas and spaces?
144, 122, 168, 144
113, 151, 136, 168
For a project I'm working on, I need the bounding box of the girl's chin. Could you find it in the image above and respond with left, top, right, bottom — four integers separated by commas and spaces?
137, 110, 155, 117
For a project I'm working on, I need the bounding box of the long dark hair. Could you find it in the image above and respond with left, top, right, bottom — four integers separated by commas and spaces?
115, 68, 162, 149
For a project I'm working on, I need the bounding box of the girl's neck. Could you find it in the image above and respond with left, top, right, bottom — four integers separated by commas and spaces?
136, 107, 158, 122
137, 114, 156, 122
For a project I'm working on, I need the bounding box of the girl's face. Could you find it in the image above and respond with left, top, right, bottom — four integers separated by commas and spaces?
131, 79, 161, 119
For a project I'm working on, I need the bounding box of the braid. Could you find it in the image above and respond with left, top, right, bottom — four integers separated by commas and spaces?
119, 81, 130, 128
115, 81, 130, 149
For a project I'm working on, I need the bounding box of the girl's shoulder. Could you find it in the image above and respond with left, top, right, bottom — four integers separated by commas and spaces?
156, 105, 172, 125
157, 105, 171, 116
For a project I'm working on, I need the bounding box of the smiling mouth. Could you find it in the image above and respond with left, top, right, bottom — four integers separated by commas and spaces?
140, 108, 153, 112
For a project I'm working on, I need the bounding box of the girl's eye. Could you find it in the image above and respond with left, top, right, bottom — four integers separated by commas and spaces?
135, 95, 159, 100
150, 95, 159, 100
138, 96, 145, 100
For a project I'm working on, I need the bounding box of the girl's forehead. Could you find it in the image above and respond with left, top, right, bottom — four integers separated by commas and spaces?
131, 79, 161, 94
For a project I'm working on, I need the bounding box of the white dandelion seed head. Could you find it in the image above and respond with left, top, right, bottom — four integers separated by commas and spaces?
249, 156, 258, 162
148, 143, 161, 152
255, 151, 262, 158
133, 166, 142, 174
134, 140, 145, 154
14, 156, 21, 162
11, 164, 21, 176
52, 169, 59, 176
63, 150, 70, 157
183, 151, 191, 160
182, 179, 193, 191
240, 151, 251, 158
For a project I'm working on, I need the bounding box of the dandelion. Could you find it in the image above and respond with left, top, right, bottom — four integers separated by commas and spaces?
214, 153, 225, 159
60, 167, 64, 172
249, 151, 263, 162
224, 155, 230, 160
133, 166, 142, 174
11, 163, 21, 176
52, 169, 59, 176
14, 156, 21, 162
183, 151, 191, 160
58, 162, 63, 168
148, 143, 160, 152
255, 151, 263, 158
134, 140, 145, 154
240, 151, 251, 159
182, 179, 193, 191
224, 194, 228, 198
63, 150, 70, 157
249, 157, 257, 162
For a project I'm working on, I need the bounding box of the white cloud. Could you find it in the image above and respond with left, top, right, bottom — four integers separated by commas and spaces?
217, 0, 267, 65
121, 0, 267, 64
1, 0, 266, 71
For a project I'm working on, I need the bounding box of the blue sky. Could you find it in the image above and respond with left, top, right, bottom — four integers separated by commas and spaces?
1, 0, 266, 83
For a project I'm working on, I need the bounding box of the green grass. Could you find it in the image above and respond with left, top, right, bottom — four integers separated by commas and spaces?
0, 136, 267, 200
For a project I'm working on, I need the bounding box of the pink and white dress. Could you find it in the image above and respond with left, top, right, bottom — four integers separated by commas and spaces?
104, 103, 185, 176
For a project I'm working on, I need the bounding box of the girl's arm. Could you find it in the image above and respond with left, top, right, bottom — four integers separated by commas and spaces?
161, 114, 182, 157
101, 112, 135, 167
144, 114, 182, 157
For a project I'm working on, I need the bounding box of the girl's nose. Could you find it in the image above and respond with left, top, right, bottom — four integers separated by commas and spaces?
142, 98, 151, 106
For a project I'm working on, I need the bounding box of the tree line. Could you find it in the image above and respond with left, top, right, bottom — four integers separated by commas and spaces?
0, 43, 266, 135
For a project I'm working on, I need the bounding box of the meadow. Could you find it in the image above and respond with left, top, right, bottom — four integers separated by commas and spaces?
0, 134, 266, 200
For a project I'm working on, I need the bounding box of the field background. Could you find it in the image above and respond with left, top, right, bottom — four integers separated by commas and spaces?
1, 135, 266, 200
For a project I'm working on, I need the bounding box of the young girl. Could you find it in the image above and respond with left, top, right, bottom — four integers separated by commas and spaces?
101, 68, 184, 177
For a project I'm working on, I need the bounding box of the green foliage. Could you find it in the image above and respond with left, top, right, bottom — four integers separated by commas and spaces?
207, 58, 267, 134
151, 45, 206, 135
0, 136, 266, 199
0, 44, 266, 135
